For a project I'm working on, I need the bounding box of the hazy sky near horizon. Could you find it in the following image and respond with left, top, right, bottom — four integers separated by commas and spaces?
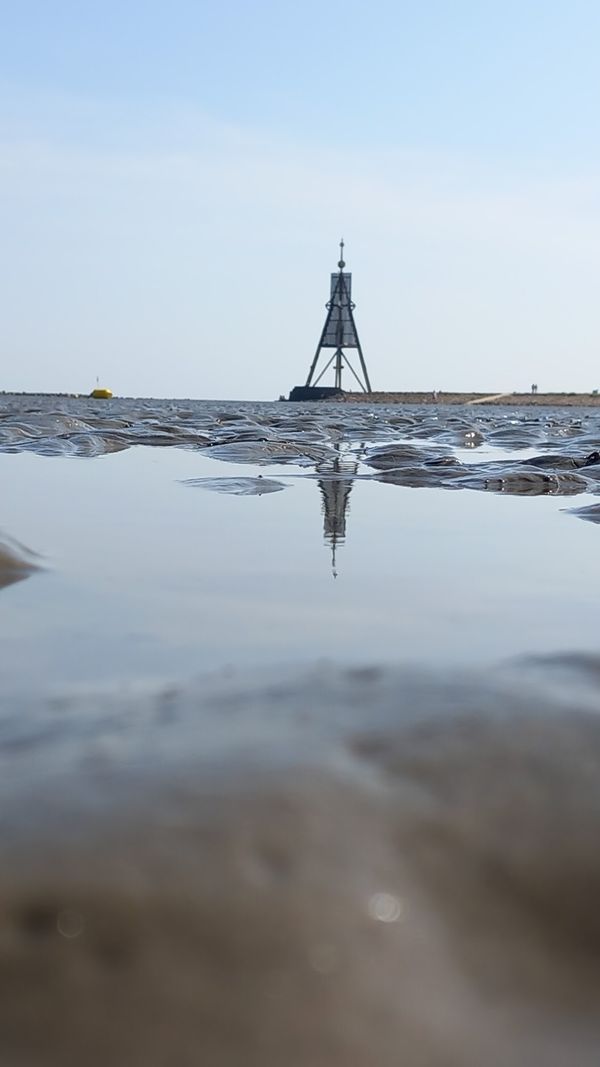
2, 1, 600, 398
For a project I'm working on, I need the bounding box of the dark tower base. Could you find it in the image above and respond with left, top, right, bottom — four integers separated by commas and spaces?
287, 385, 344, 402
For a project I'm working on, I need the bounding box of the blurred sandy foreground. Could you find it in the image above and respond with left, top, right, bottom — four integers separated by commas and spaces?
1, 657, 599, 1066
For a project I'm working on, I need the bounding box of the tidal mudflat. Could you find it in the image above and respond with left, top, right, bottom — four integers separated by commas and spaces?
2, 395, 600, 690
2, 395, 600, 1065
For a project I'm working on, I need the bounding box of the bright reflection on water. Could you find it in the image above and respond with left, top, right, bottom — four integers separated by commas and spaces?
1, 419, 600, 692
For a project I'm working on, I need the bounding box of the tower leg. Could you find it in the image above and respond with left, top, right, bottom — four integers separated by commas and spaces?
356, 340, 372, 392
341, 353, 368, 391
313, 351, 337, 386
305, 347, 320, 386
305, 323, 329, 386
334, 348, 343, 390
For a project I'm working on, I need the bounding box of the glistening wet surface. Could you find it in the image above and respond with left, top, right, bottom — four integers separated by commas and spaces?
5, 395, 600, 1066
2, 395, 600, 693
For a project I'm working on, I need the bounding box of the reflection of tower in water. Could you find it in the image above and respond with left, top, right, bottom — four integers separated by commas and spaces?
317, 451, 358, 578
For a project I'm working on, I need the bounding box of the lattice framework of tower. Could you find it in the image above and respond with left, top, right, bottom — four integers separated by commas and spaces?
305, 240, 372, 393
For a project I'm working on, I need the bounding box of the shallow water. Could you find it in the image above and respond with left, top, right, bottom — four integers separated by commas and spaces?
2, 395, 600, 693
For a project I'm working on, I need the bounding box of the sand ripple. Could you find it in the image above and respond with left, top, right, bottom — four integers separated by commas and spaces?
0, 536, 40, 590
3, 396, 600, 505
182, 476, 287, 495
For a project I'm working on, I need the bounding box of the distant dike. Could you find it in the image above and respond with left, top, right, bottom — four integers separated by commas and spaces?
334, 391, 600, 406
3, 390, 600, 407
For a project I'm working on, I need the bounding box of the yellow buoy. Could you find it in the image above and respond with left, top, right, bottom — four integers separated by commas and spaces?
90, 387, 113, 399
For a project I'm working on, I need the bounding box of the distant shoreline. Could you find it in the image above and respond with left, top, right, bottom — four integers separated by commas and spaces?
336, 391, 600, 407
2, 390, 600, 407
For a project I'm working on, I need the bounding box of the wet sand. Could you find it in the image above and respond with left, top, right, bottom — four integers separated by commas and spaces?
2, 658, 600, 1066
2, 395, 600, 1064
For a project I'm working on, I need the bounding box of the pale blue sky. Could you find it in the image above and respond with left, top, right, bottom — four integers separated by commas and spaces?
2, 1, 600, 397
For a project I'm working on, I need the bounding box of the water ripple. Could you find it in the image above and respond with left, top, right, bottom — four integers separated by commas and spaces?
3, 396, 600, 501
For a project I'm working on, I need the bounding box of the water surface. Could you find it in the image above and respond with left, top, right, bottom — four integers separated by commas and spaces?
2, 395, 600, 693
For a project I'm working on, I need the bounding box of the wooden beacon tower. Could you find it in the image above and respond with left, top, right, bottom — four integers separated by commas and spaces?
288, 241, 372, 400
305, 240, 372, 392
